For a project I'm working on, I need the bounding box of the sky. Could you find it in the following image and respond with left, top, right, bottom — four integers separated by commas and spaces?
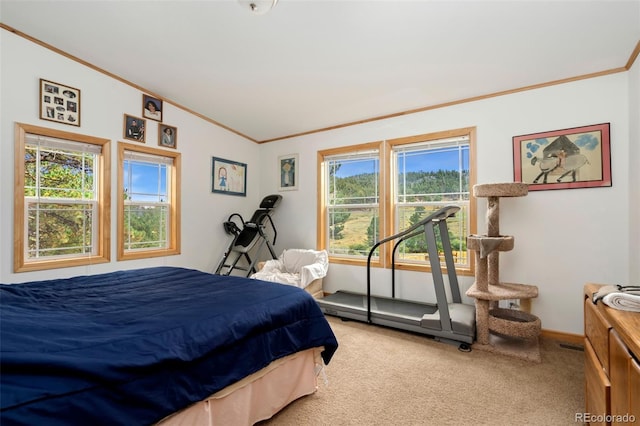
124, 161, 167, 202
335, 146, 469, 178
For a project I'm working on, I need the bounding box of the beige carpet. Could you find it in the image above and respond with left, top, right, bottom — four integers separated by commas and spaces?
261, 315, 584, 426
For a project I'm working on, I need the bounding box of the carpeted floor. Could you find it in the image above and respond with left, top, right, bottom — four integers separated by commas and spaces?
260, 315, 585, 425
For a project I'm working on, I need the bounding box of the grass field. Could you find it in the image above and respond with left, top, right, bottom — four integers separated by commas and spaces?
330, 207, 468, 263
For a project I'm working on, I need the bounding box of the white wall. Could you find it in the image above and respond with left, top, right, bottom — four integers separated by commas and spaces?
258, 73, 633, 336
628, 57, 640, 282
0, 29, 262, 283
1, 27, 635, 336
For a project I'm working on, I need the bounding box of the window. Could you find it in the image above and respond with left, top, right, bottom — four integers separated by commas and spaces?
14, 123, 110, 272
117, 142, 180, 260
318, 128, 476, 274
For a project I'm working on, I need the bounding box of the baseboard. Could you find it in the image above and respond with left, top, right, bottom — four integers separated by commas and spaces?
540, 329, 584, 346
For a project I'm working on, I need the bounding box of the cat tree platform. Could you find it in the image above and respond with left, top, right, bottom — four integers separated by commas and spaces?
466, 281, 539, 301
473, 182, 528, 198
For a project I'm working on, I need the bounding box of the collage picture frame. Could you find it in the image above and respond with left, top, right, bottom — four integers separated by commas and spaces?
40, 79, 80, 126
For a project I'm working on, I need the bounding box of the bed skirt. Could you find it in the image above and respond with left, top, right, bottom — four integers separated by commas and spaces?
157, 347, 323, 425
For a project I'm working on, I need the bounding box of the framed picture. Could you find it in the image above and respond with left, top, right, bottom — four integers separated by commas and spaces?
212, 157, 247, 196
39, 79, 80, 126
123, 114, 146, 143
513, 123, 611, 191
158, 124, 177, 149
142, 94, 162, 122
278, 153, 298, 191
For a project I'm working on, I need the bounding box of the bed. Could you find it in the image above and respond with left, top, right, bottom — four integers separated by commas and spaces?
0, 266, 338, 425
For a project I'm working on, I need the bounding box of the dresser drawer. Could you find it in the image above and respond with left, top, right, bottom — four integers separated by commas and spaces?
584, 339, 610, 424
585, 298, 612, 373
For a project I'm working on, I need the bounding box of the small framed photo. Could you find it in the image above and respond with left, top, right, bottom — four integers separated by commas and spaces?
158, 124, 177, 149
278, 153, 298, 191
40, 79, 80, 126
123, 114, 146, 143
212, 156, 247, 196
142, 94, 162, 122
513, 122, 611, 191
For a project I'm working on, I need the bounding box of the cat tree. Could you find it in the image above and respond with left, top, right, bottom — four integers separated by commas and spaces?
466, 183, 541, 362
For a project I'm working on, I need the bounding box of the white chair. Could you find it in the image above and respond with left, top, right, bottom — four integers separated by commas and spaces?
251, 249, 328, 299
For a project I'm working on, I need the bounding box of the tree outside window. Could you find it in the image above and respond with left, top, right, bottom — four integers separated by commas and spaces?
14, 123, 110, 272
117, 143, 181, 260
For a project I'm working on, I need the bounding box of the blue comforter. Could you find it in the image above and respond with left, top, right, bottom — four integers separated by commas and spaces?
0, 267, 338, 425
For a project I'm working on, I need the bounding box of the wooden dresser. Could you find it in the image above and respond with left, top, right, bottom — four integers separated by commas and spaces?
583, 284, 640, 425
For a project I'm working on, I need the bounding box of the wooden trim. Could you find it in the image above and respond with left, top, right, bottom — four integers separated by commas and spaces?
626, 40, 640, 70
14, 123, 27, 273
257, 67, 631, 144
316, 151, 325, 251
13, 123, 111, 272
540, 329, 584, 346
382, 140, 392, 268
467, 127, 477, 273
117, 142, 181, 261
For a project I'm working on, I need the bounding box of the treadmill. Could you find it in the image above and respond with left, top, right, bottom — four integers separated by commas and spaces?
316, 206, 476, 348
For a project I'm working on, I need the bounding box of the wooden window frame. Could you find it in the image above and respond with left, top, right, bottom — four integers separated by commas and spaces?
317, 127, 476, 275
117, 142, 181, 261
14, 123, 111, 272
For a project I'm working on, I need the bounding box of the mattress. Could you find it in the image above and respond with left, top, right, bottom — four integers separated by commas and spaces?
0, 266, 338, 425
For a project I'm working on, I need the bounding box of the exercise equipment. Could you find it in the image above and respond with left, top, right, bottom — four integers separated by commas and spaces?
316, 205, 476, 348
216, 194, 282, 277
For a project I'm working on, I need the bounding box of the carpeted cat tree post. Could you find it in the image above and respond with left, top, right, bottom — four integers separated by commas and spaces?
466, 183, 542, 362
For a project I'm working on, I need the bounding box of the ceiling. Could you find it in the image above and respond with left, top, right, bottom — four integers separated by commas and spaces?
1, 0, 639, 143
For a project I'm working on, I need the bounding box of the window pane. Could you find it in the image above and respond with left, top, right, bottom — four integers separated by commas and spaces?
25, 146, 96, 199
123, 160, 168, 202
328, 206, 379, 257
24, 140, 98, 261
124, 205, 168, 250
27, 202, 94, 258
395, 204, 469, 265
328, 157, 379, 205
397, 145, 469, 202
326, 153, 380, 259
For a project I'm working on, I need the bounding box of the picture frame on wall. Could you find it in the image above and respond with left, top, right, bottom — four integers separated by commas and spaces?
39, 79, 80, 127
278, 153, 298, 191
123, 114, 146, 143
158, 124, 177, 149
142, 94, 162, 122
513, 122, 611, 191
212, 156, 247, 196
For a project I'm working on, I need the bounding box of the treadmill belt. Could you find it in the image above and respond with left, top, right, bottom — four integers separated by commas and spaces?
321, 291, 437, 318
374, 297, 437, 317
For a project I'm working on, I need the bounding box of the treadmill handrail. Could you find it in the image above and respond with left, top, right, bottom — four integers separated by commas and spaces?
366, 205, 460, 323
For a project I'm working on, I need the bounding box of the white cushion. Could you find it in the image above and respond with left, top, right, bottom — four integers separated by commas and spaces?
251, 249, 328, 289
